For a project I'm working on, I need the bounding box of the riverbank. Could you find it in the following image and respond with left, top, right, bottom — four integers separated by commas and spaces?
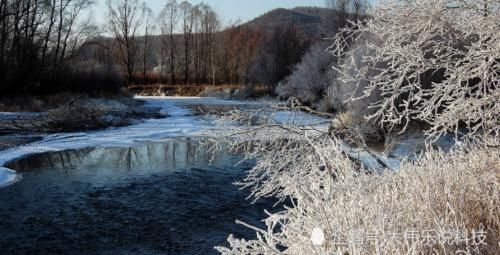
0, 94, 166, 151
130, 84, 269, 99
0, 96, 454, 188
0, 97, 259, 188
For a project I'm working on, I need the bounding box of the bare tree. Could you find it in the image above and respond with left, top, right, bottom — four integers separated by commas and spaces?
41, 0, 58, 66
53, 0, 70, 68
325, 0, 368, 32
247, 24, 307, 92
141, 7, 154, 83
54, 0, 94, 70
159, 0, 178, 84
179, 0, 193, 85
0, 0, 94, 93
326, 0, 350, 31
106, 0, 146, 84
158, 0, 219, 85
192, 4, 201, 84
200, 4, 220, 85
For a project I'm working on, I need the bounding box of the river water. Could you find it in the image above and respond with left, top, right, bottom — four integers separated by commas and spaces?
0, 97, 276, 255
0, 97, 412, 254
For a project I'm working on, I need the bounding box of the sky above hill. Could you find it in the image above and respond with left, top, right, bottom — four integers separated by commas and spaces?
93, 0, 328, 27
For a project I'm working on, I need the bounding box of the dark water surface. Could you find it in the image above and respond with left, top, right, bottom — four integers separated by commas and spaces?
0, 138, 274, 255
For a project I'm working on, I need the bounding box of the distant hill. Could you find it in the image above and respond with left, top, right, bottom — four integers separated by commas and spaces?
243, 7, 334, 37
79, 6, 337, 85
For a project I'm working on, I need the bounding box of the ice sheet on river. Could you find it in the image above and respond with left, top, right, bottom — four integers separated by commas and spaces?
0, 97, 259, 187
0, 96, 449, 187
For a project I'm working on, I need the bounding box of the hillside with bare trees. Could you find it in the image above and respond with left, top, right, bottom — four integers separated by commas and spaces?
79, 2, 342, 96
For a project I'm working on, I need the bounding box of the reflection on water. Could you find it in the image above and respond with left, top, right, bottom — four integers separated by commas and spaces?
0, 138, 274, 255
8, 139, 225, 183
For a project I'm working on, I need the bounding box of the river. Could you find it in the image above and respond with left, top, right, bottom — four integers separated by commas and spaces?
0, 96, 434, 254
0, 97, 277, 255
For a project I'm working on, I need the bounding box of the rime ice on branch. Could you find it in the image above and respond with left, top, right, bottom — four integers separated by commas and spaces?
215, 1, 500, 254
330, 0, 499, 144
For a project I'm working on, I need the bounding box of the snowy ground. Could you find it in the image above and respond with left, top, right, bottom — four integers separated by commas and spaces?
0, 97, 261, 187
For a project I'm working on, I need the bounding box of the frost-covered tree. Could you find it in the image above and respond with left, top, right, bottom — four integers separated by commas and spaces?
214, 1, 500, 254
330, 0, 500, 144
246, 24, 308, 92
323, 32, 384, 139
276, 42, 336, 108
213, 107, 499, 255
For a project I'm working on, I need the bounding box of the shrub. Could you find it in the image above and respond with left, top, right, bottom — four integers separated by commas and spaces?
217, 137, 499, 254
213, 108, 498, 255
276, 42, 336, 107
45, 102, 130, 132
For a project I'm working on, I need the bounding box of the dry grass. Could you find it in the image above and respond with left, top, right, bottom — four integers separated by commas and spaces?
45, 103, 130, 132
129, 84, 269, 98
329, 111, 385, 146
129, 84, 241, 97
213, 107, 499, 254
0, 95, 158, 133
218, 139, 499, 254
0, 92, 131, 112
0, 93, 80, 112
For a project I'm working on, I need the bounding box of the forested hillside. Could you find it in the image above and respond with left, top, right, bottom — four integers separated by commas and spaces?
0, 0, 361, 97
78, 4, 339, 92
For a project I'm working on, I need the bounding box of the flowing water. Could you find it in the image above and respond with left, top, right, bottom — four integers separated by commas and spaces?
0, 98, 276, 255
0, 97, 425, 254
0, 138, 276, 255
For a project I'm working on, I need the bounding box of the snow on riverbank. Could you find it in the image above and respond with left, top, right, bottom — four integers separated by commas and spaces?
0, 97, 261, 187
0, 112, 41, 120
0, 167, 18, 188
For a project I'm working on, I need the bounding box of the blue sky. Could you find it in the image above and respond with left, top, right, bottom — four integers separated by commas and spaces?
93, 0, 329, 27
